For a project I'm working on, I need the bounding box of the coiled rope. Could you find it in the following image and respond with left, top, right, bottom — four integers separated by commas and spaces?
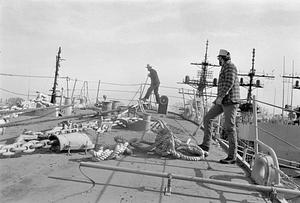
129, 120, 206, 161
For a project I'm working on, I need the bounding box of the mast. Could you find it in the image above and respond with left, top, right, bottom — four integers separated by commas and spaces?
282, 61, 300, 108
247, 48, 255, 102
51, 47, 62, 104
187, 40, 219, 95
239, 48, 275, 105
190, 40, 219, 96
203, 40, 209, 107
282, 56, 285, 119
291, 60, 294, 106
181, 40, 219, 114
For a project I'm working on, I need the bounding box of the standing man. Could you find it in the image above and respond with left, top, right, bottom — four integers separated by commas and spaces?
142, 64, 160, 103
198, 49, 240, 164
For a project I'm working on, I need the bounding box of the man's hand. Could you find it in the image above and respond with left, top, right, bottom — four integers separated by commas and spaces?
213, 97, 223, 105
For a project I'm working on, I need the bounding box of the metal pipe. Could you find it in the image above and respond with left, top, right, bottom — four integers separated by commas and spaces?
253, 96, 280, 184
0, 104, 70, 115
256, 99, 300, 113
139, 76, 148, 100
66, 77, 69, 98
181, 88, 184, 107
0, 107, 123, 128
193, 89, 199, 120
291, 61, 294, 107
71, 78, 77, 103
282, 56, 285, 120
79, 162, 300, 195
59, 88, 64, 107
96, 80, 101, 104
253, 95, 259, 155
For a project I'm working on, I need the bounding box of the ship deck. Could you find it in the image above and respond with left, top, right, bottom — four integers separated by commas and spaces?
0, 111, 270, 203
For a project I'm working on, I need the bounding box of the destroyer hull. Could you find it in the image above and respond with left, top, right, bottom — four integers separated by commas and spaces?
238, 122, 300, 162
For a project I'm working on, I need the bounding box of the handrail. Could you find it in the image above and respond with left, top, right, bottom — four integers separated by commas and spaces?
0, 104, 72, 115
80, 162, 300, 196
255, 99, 300, 114
253, 95, 280, 185
0, 107, 127, 128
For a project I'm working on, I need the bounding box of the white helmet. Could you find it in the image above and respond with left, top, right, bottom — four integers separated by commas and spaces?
218, 49, 231, 58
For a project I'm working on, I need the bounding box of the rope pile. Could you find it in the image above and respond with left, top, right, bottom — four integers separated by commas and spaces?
131, 120, 206, 161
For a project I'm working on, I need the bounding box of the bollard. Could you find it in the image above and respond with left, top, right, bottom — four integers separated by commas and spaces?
143, 113, 151, 133
158, 95, 168, 115
141, 113, 151, 140
111, 100, 120, 115
111, 100, 120, 110
102, 101, 112, 111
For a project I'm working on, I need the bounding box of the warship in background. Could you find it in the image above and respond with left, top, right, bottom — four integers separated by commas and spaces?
182, 42, 300, 179
237, 49, 300, 169
0, 45, 300, 202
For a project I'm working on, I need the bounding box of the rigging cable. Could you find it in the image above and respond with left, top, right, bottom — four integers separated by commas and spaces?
0, 87, 35, 97
0, 73, 67, 79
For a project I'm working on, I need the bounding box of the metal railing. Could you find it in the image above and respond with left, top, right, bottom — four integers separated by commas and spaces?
252, 95, 281, 184
79, 162, 300, 196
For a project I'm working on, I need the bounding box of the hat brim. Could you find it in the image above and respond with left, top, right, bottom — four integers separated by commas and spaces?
218, 55, 229, 57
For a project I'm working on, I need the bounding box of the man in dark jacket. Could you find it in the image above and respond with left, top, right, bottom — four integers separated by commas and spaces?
142, 64, 160, 103
198, 49, 240, 164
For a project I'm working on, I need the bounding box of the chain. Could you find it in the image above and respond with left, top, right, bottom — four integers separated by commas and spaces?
0, 139, 55, 156
0, 112, 140, 157
0, 119, 103, 157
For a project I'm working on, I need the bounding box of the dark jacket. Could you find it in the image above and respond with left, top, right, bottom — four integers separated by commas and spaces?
217, 61, 240, 105
149, 69, 160, 86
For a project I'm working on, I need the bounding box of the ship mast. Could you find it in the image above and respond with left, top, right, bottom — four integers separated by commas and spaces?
51, 47, 62, 104
247, 49, 256, 102
190, 40, 219, 98
239, 48, 275, 104
282, 61, 300, 108
181, 40, 219, 115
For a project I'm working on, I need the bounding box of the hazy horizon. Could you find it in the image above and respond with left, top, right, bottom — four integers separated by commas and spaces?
1, 0, 300, 115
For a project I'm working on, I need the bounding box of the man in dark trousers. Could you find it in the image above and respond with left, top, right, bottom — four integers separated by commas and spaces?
142, 64, 160, 103
198, 49, 240, 164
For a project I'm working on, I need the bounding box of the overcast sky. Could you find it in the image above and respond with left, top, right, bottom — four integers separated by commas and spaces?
1, 0, 300, 113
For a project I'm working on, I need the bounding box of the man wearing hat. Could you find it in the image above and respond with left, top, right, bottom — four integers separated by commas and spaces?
142, 64, 160, 103
198, 49, 240, 164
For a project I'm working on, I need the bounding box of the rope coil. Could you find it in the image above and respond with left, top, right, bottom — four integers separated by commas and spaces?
130, 120, 206, 161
